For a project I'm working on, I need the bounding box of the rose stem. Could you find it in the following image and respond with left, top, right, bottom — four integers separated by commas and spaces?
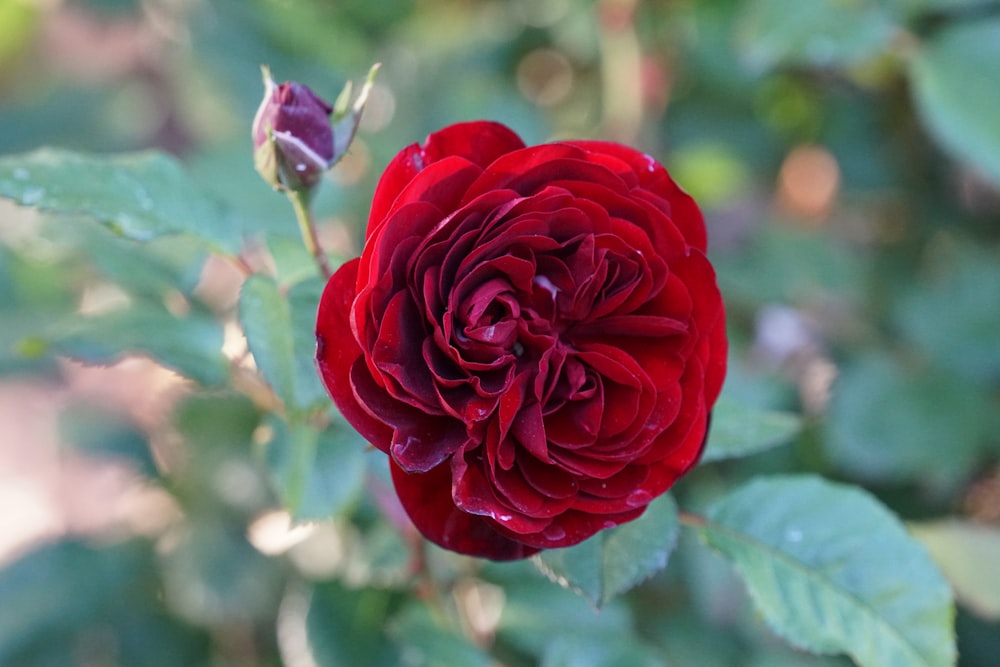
288, 188, 332, 279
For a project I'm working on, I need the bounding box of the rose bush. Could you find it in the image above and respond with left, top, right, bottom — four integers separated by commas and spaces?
316, 121, 727, 560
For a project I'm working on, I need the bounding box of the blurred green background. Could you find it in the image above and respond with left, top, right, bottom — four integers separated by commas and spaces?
1, 0, 998, 665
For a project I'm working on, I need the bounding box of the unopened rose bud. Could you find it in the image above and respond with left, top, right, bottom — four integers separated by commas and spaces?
252, 67, 335, 192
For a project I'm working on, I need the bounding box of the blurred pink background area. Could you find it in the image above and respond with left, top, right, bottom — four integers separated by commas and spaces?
0, 359, 182, 568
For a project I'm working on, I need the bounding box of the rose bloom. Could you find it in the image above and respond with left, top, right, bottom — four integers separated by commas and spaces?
316, 121, 726, 560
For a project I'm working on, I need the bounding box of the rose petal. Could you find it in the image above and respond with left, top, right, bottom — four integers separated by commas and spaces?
380, 155, 483, 224
391, 459, 538, 560
359, 201, 443, 291
370, 292, 436, 404
494, 506, 645, 550
635, 356, 707, 469
369, 122, 525, 235
422, 120, 527, 169
546, 395, 603, 448
549, 446, 630, 480
350, 359, 466, 472
315, 258, 393, 452
510, 400, 549, 462
465, 157, 644, 216
518, 453, 579, 499
703, 313, 728, 406
451, 449, 552, 534
568, 140, 708, 251
489, 458, 574, 519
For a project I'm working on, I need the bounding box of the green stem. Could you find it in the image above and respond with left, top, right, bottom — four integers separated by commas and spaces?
288, 189, 332, 279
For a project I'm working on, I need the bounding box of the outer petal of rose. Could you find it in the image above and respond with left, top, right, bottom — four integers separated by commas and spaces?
349, 359, 469, 473
390, 458, 539, 560
567, 140, 707, 252
373, 156, 483, 238
493, 505, 645, 550
703, 305, 728, 407
460, 145, 614, 204
420, 120, 526, 169
667, 249, 727, 407
368, 121, 526, 234
571, 407, 710, 519
315, 258, 393, 452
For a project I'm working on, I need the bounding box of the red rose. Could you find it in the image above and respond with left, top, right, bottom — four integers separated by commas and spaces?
316, 121, 726, 560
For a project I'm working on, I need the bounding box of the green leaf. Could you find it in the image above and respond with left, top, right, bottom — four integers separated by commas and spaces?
102, 610, 212, 667
746, 648, 853, 667
72, 224, 210, 301
388, 603, 492, 667
541, 634, 668, 667
291, 581, 400, 667
267, 235, 322, 284
59, 401, 159, 478
167, 391, 269, 504
717, 225, 864, 307
893, 244, 1000, 384
736, 0, 896, 71
0, 245, 74, 374
50, 303, 228, 386
172, 391, 261, 454
826, 354, 989, 486
240, 274, 328, 417
701, 396, 802, 463
907, 19, 1000, 185
492, 561, 634, 656
534, 493, 679, 607
699, 475, 956, 667
887, 0, 995, 17
911, 520, 1000, 621
288, 277, 330, 410
159, 516, 284, 625
641, 598, 743, 667
0, 538, 211, 665
0, 149, 243, 252
264, 418, 366, 521
240, 274, 296, 408
0, 539, 152, 663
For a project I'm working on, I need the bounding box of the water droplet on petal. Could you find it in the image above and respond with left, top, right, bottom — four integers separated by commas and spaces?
626, 489, 653, 508
543, 524, 566, 541
497, 514, 513, 522
533, 275, 560, 298
785, 528, 803, 543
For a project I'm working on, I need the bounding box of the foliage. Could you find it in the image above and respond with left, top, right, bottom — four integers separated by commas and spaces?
1, 0, 998, 665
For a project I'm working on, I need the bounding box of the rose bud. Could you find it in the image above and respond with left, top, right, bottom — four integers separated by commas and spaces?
316, 121, 727, 560
252, 67, 335, 192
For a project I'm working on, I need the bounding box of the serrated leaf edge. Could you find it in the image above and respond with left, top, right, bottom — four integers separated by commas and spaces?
699, 513, 953, 667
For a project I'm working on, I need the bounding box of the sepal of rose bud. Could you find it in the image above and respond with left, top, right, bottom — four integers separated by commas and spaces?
252, 66, 335, 193
331, 63, 380, 164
